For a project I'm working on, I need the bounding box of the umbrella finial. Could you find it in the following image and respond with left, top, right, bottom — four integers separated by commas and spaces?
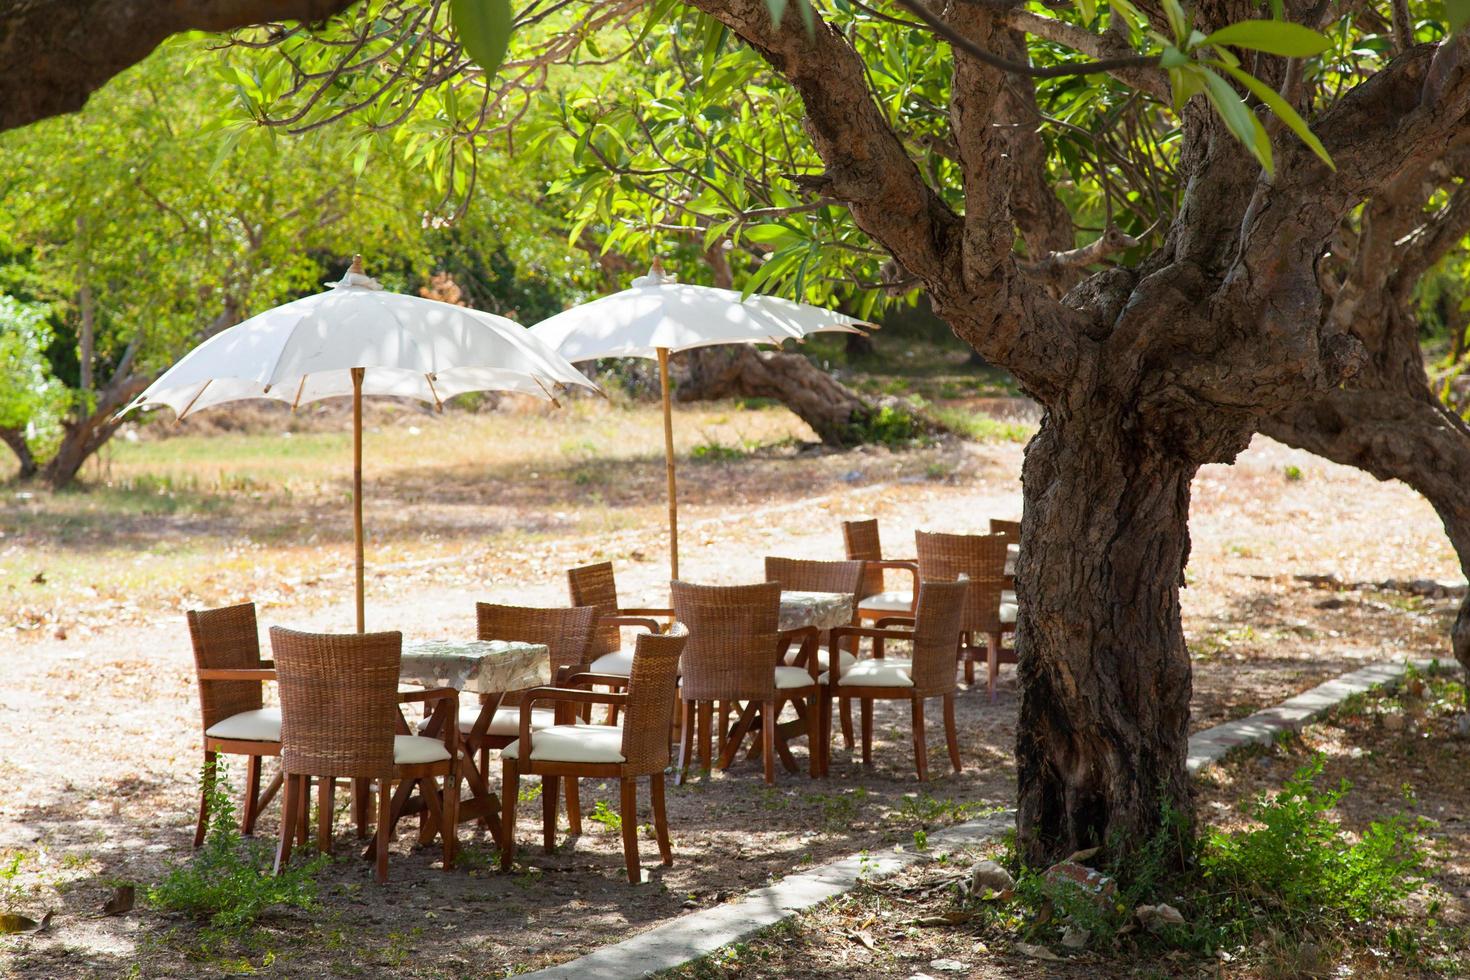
328, 255, 383, 291
635, 258, 676, 289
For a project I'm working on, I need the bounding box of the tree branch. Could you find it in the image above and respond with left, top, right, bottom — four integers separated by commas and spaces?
1004, 9, 1169, 100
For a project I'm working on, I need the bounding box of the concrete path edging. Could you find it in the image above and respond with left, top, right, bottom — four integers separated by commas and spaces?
522, 657, 1437, 980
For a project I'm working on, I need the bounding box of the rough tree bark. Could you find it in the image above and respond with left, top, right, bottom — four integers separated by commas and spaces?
688, 0, 1470, 863
0, 427, 38, 479
1262, 146, 1470, 679
0, 0, 357, 132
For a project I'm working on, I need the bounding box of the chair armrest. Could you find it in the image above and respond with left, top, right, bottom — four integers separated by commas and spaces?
864, 560, 918, 574
619, 607, 674, 619
873, 616, 916, 629
601, 616, 663, 633
563, 671, 632, 687
399, 688, 458, 747
830, 625, 913, 642
197, 668, 276, 681
777, 626, 821, 678
398, 686, 458, 704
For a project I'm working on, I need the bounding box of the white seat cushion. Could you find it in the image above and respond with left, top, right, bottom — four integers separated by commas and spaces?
416, 706, 562, 737
783, 648, 856, 671
205, 707, 281, 742
1000, 602, 1018, 625
1002, 590, 1016, 605
588, 650, 633, 676
502, 724, 625, 764
820, 658, 915, 688
394, 735, 451, 765
859, 590, 913, 613
774, 665, 818, 690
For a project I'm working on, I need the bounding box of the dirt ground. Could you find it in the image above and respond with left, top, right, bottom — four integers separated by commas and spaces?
0, 416, 1464, 978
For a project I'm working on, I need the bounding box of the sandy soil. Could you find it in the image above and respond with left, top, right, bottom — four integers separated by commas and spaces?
0, 433, 1463, 977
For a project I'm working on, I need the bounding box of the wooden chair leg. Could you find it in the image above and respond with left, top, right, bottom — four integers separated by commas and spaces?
619, 777, 640, 883
943, 693, 962, 773
986, 632, 1000, 701
242, 754, 263, 836
194, 750, 217, 848
442, 764, 458, 870
650, 773, 672, 866
911, 696, 929, 782
696, 701, 713, 774
565, 776, 582, 836
273, 774, 298, 874
296, 775, 311, 845
806, 693, 821, 778
860, 699, 874, 766
500, 759, 518, 872
840, 696, 855, 750
542, 774, 560, 853
819, 689, 833, 777
374, 777, 392, 884
676, 700, 694, 785
353, 778, 372, 839
761, 700, 777, 785
316, 775, 335, 853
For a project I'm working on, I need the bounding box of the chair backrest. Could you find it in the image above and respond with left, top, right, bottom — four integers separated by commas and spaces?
841, 519, 885, 599
187, 602, 265, 733
915, 530, 1009, 633
476, 602, 598, 679
619, 628, 689, 775
989, 518, 1021, 543
670, 581, 781, 702
567, 561, 621, 657
763, 557, 864, 599
908, 581, 967, 697
269, 627, 400, 779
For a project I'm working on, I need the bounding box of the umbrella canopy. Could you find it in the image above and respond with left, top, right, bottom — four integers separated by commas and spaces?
529, 264, 871, 579
125, 257, 599, 630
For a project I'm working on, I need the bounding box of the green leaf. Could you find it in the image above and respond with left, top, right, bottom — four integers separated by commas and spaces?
1160, 0, 1189, 44
1201, 20, 1331, 57
1160, 45, 1192, 68
1167, 64, 1208, 116
1079, 0, 1097, 24
1200, 67, 1273, 175
449, 0, 513, 78
1211, 61, 1334, 170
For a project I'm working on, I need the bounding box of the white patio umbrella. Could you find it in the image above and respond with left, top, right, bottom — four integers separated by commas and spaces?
529, 261, 871, 578
123, 256, 599, 631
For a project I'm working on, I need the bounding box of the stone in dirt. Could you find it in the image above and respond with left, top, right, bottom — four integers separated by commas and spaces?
1060, 925, 1089, 948
928, 959, 967, 972
968, 859, 1015, 897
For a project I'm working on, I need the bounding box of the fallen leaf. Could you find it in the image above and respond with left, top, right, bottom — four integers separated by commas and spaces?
0, 911, 51, 935
102, 885, 135, 916
851, 929, 877, 951
1064, 846, 1101, 864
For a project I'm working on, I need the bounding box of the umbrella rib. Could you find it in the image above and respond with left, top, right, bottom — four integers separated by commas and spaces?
425, 373, 444, 412
176, 380, 213, 423
291, 376, 308, 413
531, 375, 561, 409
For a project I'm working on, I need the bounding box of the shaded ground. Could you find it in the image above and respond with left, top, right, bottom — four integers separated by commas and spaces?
0, 407, 1464, 976
676, 671, 1470, 979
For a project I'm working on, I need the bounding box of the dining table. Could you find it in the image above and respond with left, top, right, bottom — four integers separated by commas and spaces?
391, 638, 550, 844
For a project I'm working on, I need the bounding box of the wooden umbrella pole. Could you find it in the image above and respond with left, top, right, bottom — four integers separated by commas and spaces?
352, 367, 366, 633
657, 347, 679, 580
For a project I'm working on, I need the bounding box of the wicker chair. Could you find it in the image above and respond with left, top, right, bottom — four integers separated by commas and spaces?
567, 562, 674, 680
841, 519, 919, 623
457, 603, 596, 837
187, 602, 281, 847
823, 581, 967, 780
915, 530, 1015, 698
671, 581, 822, 784
269, 627, 458, 884
988, 518, 1021, 605
499, 630, 688, 883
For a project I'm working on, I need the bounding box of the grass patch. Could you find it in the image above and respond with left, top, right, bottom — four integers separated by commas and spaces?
932, 407, 1034, 443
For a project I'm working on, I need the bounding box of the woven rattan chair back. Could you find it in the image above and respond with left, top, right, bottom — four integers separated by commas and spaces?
671, 581, 781, 703
187, 602, 265, 733
619, 628, 688, 775
841, 519, 886, 600
915, 530, 1009, 634
476, 602, 597, 680
269, 627, 401, 780
566, 561, 622, 658
907, 581, 968, 697
989, 518, 1021, 543
763, 557, 864, 600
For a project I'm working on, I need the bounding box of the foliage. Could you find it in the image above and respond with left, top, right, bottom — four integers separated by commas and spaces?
1201, 754, 1432, 930
0, 294, 66, 456
149, 761, 326, 930
849, 404, 922, 447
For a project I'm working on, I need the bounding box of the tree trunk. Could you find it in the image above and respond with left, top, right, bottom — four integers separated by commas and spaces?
0, 427, 38, 480
1014, 411, 1198, 862
676, 345, 938, 446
